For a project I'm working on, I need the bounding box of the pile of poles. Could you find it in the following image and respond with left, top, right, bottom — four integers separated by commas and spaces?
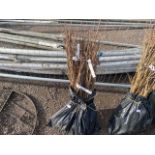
0, 27, 141, 76
0, 20, 145, 79
0, 47, 140, 75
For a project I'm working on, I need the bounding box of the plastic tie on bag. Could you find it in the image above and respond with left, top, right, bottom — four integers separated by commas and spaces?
87, 59, 96, 78
80, 104, 87, 110
66, 104, 71, 108
149, 64, 155, 71
76, 83, 92, 95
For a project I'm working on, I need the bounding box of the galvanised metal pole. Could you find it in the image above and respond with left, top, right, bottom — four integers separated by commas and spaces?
0, 47, 140, 57
0, 32, 63, 50
0, 72, 131, 89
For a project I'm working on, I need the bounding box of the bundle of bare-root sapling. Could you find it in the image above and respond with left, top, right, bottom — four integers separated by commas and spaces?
108, 29, 155, 135
48, 29, 100, 134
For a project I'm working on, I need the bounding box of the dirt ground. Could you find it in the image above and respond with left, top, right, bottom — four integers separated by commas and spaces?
0, 79, 154, 135
0, 23, 155, 134
0, 80, 123, 135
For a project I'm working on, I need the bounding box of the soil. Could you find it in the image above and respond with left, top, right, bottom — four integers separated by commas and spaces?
0, 80, 154, 135
0, 80, 124, 135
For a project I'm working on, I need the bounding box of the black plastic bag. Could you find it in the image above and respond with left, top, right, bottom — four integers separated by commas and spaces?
48, 88, 100, 135
108, 93, 153, 135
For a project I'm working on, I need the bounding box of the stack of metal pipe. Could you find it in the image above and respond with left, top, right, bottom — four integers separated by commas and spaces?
0, 47, 140, 75
0, 20, 145, 89
0, 25, 141, 75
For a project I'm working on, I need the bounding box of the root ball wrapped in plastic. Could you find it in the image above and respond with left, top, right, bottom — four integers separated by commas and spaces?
48, 88, 100, 134
48, 28, 101, 135
108, 93, 153, 135
108, 28, 155, 135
